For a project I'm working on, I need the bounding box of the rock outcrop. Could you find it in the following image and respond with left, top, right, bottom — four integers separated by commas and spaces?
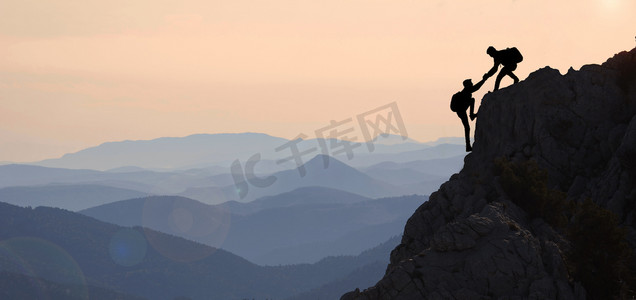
342, 48, 636, 299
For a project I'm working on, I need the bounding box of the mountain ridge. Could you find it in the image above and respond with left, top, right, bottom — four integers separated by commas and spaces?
80, 191, 425, 265
343, 48, 636, 299
0, 200, 414, 299
180, 154, 410, 203
0, 184, 148, 211
25, 132, 465, 171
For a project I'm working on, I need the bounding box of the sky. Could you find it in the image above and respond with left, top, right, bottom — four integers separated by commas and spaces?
1, 0, 635, 162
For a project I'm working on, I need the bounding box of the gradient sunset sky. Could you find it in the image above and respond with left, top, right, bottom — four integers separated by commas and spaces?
1, 0, 635, 162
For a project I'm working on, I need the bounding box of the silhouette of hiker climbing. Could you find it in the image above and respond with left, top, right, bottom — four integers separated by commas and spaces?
451, 73, 490, 152
486, 46, 523, 91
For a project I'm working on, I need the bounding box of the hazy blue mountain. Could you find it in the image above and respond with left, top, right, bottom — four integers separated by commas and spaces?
394, 178, 450, 196
0, 164, 105, 188
34, 133, 291, 170
0, 184, 148, 211
363, 167, 442, 185
0, 271, 147, 300
105, 166, 150, 173
285, 236, 401, 300
28, 132, 466, 172
363, 155, 465, 175
0, 201, 401, 299
179, 154, 406, 203
340, 143, 467, 168
206, 172, 236, 186
219, 154, 405, 202
420, 136, 467, 146
80, 191, 425, 265
0, 202, 279, 299
81, 195, 232, 248
370, 134, 420, 145
179, 186, 371, 215
177, 186, 232, 205
288, 262, 386, 300
0, 164, 228, 195
225, 186, 371, 216
221, 194, 424, 264
299, 135, 427, 159
254, 218, 406, 265
182, 153, 463, 204
397, 143, 467, 162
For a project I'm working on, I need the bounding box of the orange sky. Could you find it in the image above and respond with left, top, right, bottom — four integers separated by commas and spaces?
1, 0, 635, 162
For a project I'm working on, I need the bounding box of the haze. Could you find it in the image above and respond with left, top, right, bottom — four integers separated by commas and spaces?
1, 0, 634, 162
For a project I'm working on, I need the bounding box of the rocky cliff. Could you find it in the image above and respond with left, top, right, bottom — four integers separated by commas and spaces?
342, 48, 636, 299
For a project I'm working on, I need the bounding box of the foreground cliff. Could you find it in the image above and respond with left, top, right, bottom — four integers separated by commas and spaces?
343, 48, 636, 299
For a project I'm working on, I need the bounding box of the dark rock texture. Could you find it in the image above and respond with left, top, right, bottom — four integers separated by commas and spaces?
342, 48, 636, 299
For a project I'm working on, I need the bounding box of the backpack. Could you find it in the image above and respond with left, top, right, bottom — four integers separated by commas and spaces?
450, 91, 468, 112
502, 47, 523, 64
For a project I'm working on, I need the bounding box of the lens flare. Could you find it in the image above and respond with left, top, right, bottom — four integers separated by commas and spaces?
108, 228, 148, 267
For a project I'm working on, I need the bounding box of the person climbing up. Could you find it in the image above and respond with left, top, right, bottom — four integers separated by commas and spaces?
486, 46, 523, 91
450, 73, 490, 152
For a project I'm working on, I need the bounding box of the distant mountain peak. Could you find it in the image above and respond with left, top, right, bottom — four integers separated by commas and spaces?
302, 154, 352, 171
371, 134, 419, 145
33, 132, 290, 170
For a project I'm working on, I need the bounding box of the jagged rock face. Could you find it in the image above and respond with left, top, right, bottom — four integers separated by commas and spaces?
342, 48, 636, 299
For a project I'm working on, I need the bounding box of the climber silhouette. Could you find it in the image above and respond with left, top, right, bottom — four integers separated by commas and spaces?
450, 73, 490, 152
486, 46, 523, 91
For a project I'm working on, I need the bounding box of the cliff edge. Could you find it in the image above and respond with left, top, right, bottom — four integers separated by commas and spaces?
343, 48, 636, 299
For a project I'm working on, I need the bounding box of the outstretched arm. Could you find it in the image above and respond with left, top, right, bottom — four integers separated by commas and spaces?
487, 61, 499, 77
470, 74, 489, 92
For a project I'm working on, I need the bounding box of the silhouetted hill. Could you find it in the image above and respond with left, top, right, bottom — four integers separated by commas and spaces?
0, 200, 420, 299
0, 184, 148, 211
0, 201, 410, 299
343, 48, 636, 299
0, 271, 147, 300
0, 202, 295, 299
